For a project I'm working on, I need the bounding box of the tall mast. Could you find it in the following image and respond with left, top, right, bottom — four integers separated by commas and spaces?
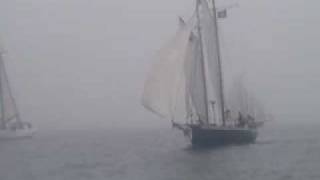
211, 0, 226, 126
196, 0, 210, 124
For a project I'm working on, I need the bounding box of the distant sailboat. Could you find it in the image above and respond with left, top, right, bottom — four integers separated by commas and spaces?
0, 51, 35, 139
142, 0, 267, 146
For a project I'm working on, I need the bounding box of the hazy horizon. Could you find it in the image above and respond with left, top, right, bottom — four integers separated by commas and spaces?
0, 0, 320, 130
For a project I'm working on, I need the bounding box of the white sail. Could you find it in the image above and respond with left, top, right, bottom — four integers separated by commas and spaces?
142, 20, 193, 120
198, 0, 224, 123
0, 54, 19, 128
184, 32, 208, 123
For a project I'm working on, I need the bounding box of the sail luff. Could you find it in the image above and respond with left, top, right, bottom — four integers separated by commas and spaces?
195, 0, 209, 124
210, 0, 226, 126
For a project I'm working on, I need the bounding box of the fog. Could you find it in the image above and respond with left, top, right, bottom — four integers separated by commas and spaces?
0, 0, 319, 130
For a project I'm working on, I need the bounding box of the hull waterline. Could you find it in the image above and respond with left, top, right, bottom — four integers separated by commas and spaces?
190, 125, 257, 147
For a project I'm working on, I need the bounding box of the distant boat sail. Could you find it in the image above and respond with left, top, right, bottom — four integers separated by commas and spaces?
142, 0, 267, 146
0, 50, 35, 139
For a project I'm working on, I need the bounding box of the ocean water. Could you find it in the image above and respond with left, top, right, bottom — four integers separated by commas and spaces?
1, 123, 320, 180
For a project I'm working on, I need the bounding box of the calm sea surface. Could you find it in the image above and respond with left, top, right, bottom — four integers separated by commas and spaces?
1, 122, 320, 180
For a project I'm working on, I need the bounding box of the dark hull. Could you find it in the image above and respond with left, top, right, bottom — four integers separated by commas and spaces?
191, 125, 257, 146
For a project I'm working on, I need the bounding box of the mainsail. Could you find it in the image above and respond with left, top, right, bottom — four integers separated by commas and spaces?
0, 53, 19, 128
198, 0, 224, 124
184, 32, 208, 123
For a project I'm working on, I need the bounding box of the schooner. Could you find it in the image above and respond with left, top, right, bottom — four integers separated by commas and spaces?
142, 0, 265, 146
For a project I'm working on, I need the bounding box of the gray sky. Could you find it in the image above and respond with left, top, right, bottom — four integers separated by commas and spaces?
0, 0, 319, 130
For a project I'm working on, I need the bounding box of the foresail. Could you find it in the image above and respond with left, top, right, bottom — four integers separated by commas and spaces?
184, 33, 208, 123
142, 20, 192, 120
0, 55, 18, 124
198, 0, 223, 123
